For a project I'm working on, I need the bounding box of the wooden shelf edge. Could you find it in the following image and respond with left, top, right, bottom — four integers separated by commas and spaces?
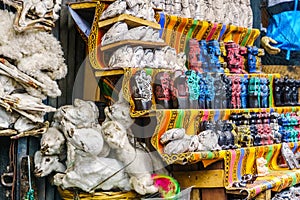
94, 68, 124, 77
129, 106, 300, 118
68, 1, 98, 9
101, 40, 167, 51
98, 14, 161, 30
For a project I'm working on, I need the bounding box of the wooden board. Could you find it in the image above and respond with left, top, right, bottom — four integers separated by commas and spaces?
98, 14, 161, 30
94, 68, 124, 77
101, 40, 167, 51
172, 170, 225, 188
68, 1, 98, 9
202, 188, 227, 200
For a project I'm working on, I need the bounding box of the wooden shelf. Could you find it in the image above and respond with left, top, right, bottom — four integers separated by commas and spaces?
94, 68, 124, 77
100, 40, 167, 51
98, 14, 161, 30
68, 1, 98, 9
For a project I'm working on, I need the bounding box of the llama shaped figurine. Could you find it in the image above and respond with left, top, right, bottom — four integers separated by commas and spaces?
256, 157, 269, 176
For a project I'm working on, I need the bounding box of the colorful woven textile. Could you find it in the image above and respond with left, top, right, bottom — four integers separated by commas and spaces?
155, 13, 261, 53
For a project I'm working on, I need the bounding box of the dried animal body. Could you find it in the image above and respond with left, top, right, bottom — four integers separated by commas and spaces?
100, 0, 156, 22
35, 99, 131, 193
0, 10, 67, 99
102, 120, 158, 195
160, 128, 220, 155
2, 0, 62, 32
0, 8, 66, 138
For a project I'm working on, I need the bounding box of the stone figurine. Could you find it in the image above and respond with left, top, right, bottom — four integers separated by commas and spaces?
281, 142, 300, 170
130, 70, 153, 110
188, 39, 202, 72
256, 157, 269, 176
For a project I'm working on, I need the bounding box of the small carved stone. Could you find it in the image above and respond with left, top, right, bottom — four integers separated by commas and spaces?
281, 142, 300, 170
256, 157, 269, 176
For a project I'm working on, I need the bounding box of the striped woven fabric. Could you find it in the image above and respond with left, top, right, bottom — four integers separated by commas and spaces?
224, 142, 300, 198
155, 13, 261, 53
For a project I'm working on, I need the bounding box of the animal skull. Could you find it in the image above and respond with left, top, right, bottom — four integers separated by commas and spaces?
34, 150, 66, 177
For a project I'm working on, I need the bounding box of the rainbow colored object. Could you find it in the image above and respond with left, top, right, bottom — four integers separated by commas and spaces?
151, 174, 180, 198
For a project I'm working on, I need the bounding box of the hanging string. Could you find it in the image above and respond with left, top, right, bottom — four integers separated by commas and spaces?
25, 156, 35, 200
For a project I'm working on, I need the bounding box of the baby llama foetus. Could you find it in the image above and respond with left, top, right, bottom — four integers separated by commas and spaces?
101, 120, 158, 195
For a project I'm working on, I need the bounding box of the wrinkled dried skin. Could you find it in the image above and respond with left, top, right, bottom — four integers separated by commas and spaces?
2, 0, 61, 32
0, 129, 17, 136
11, 121, 49, 139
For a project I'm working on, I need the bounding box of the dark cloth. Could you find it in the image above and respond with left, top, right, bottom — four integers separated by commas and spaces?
262, 49, 300, 65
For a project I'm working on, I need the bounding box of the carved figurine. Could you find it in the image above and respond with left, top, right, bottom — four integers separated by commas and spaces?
230, 75, 241, 109
240, 77, 248, 108
160, 128, 186, 145
199, 40, 209, 73
213, 74, 227, 109
248, 77, 260, 108
176, 52, 187, 71
270, 112, 282, 143
188, 39, 202, 72
153, 72, 173, 109
221, 74, 232, 108
185, 70, 200, 109
247, 46, 258, 73
173, 72, 189, 109
224, 42, 246, 74
223, 121, 238, 149
289, 78, 300, 106
216, 120, 227, 149
283, 77, 292, 106
236, 114, 253, 147
281, 142, 300, 170
142, 28, 164, 42
198, 73, 207, 109
130, 70, 152, 110
273, 78, 284, 106
162, 46, 178, 69
205, 73, 215, 108
207, 40, 224, 73
260, 78, 270, 108
256, 157, 269, 176
161, 128, 192, 154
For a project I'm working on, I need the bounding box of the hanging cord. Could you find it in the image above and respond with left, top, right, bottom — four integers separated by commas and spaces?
25, 155, 35, 200
9, 140, 16, 200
